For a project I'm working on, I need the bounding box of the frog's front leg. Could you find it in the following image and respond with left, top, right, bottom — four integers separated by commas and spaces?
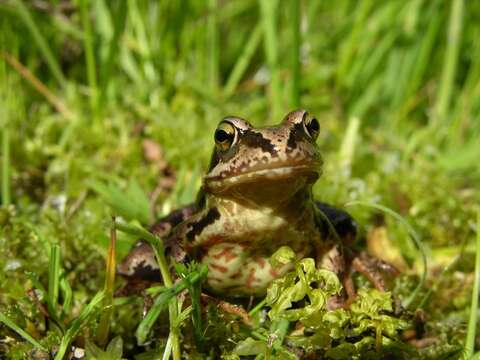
315, 202, 398, 301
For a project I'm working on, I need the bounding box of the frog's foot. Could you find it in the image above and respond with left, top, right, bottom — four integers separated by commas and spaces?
349, 251, 399, 292
200, 294, 253, 326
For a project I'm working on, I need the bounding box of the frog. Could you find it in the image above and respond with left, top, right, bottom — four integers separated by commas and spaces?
118, 109, 396, 301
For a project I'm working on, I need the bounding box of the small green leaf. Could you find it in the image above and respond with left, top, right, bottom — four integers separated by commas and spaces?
270, 246, 296, 267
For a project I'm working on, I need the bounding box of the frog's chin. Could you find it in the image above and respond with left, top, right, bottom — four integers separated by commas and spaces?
203, 164, 321, 199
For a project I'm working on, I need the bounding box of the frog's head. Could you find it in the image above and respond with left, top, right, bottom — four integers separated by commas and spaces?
203, 109, 323, 206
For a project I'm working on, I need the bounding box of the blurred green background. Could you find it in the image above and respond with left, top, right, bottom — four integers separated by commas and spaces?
1, 0, 479, 357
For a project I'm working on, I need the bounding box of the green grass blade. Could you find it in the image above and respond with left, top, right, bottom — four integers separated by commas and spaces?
0, 312, 47, 352
96, 218, 117, 347
1, 47, 10, 207
116, 220, 181, 358
288, 0, 301, 108
224, 23, 262, 98
465, 212, 480, 358
54, 291, 106, 360
345, 201, 427, 309
336, 0, 374, 87
59, 277, 73, 320
11, 0, 66, 87
79, 0, 99, 115
207, 0, 219, 91
259, 0, 281, 119
435, 0, 464, 122
99, 0, 127, 106
135, 266, 208, 345
1, 124, 10, 207
48, 244, 61, 320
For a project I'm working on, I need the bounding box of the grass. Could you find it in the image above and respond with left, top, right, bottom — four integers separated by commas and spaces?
0, 0, 479, 358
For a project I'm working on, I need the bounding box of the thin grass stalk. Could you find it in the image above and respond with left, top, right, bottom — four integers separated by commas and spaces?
1, 125, 10, 207
259, 0, 281, 119
54, 291, 105, 360
450, 28, 480, 141
96, 217, 117, 347
288, 0, 301, 108
0, 313, 47, 352
2, 53, 75, 121
80, 0, 99, 115
99, 0, 127, 107
465, 212, 480, 358
115, 222, 180, 359
48, 244, 61, 319
11, 0, 66, 87
207, 0, 219, 91
0, 26, 9, 207
224, 24, 262, 97
435, 0, 464, 122
336, 0, 373, 87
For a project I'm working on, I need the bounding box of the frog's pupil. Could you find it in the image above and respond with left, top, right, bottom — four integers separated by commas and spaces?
215, 129, 232, 143
308, 118, 319, 134
309, 119, 320, 132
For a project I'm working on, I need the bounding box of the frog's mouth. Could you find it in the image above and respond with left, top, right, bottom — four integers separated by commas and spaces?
204, 163, 321, 195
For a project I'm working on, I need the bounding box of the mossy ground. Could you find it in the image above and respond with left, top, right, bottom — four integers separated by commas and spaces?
0, 1, 479, 359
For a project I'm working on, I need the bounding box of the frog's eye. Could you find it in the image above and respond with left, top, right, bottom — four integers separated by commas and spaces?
303, 113, 320, 140
214, 121, 236, 151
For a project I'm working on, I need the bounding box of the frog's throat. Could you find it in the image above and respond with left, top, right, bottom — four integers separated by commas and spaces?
203, 164, 321, 193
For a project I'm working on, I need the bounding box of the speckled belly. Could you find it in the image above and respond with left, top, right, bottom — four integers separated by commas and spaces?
202, 243, 299, 296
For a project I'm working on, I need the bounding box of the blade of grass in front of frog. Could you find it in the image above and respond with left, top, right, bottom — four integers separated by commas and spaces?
115, 221, 179, 359
11, 0, 66, 87
0, 312, 47, 352
47, 244, 63, 327
223, 23, 262, 98
96, 217, 117, 347
345, 201, 427, 309
175, 263, 208, 350
464, 212, 480, 359
59, 276, 73, 320
136, 265, 208, 345
54, 291, 106, 360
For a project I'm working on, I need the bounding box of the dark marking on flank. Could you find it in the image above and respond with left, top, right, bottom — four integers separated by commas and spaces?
131, 261, 161, 281
150, 204, 196, 235
242, 129, 277, 155
186, 207, 221, 242
287, 122, 306, 151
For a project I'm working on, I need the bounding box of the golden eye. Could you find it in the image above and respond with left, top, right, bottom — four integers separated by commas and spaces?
303, 113, 320, 140
214, 121, 236, 151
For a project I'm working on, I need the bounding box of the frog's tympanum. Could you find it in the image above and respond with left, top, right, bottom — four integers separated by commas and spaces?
119, 110, 395, 300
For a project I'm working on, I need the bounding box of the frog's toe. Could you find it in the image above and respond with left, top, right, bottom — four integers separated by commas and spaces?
350, 251, 399, 291
117, 241, 161, 281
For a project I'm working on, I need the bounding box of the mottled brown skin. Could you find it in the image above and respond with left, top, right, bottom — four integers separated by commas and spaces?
118, 110, 395, 299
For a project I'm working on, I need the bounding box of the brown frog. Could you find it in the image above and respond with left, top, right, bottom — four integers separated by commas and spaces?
118, 110, 395, 300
